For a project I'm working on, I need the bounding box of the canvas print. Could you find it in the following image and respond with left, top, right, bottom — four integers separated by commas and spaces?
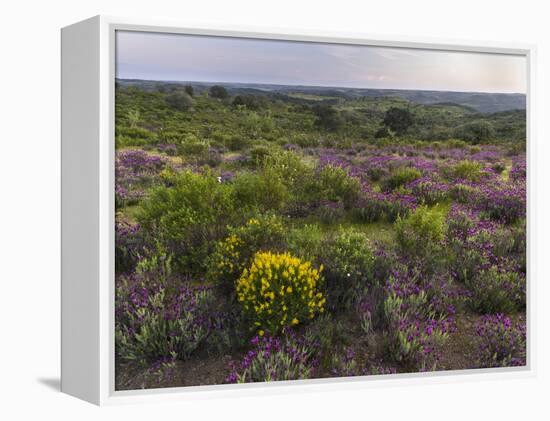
114, 30, 527, 390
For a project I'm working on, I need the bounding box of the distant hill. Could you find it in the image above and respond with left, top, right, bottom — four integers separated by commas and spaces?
117, 79, 526, 114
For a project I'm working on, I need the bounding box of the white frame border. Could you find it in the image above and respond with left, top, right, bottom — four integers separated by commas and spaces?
91, 15, 536, 405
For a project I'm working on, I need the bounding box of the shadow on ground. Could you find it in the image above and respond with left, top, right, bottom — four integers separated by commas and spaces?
37, 377, 60, 392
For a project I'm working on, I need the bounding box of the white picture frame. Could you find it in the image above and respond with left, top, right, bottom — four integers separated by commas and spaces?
61, 15, 536, 406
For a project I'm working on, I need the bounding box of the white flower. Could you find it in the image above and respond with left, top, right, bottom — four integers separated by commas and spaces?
217, 176, 222, 183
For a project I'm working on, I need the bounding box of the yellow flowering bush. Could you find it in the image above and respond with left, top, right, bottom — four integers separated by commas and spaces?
207, 233, 244, 293
237, 251, 326, 334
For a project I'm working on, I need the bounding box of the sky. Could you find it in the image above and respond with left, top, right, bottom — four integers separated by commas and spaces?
116, 30, 527, 94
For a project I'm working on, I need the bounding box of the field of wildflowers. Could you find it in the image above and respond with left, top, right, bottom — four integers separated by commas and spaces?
114, 82, 526, 390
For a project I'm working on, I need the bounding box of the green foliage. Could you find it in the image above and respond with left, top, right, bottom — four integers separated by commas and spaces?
229, 334, 317, 382
248, 144, 275, 166
184, 84, 194, 97
231, 171, 289, 212
206, 215, 287, 295
303, 314, 351, 370
116, 126, 158, 147
209, 85, 229, 99
453, 120, 495, 143
224, 134, 250, 151
165, 91, 194, 111
116, 286, 214, 363
382, 107, 414, 135
381, 166, 422, 192
468, 266, 525, 313
127, 108, 141, 128
319, 228, 375, 309
448, 160, 484, 181
287, 224, 324, 262
233, 94, 265, 110
449, 183, 479, 203
317, 165, 361, 209
176, 134, 209, 157
374, 126, 394, 139
136, 170, 235, 273
383, 289, 449, 370
135, 242, 173, 284
395, 205, 446, 255
312, 104, 342, 131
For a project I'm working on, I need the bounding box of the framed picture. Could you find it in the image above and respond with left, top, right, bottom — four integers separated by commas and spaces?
61, 15, 533, 405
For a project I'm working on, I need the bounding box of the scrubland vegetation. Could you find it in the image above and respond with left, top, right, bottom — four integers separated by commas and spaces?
114, 81, 526, 389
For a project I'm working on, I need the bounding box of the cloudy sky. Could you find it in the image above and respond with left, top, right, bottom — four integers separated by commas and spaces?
116, 30, 526, 94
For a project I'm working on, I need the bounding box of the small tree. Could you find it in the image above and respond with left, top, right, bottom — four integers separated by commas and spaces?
382, 107, 414, 136
232, 95, 263, 110
209, 85, 229, 99
165, 91, 193, 111
453, 120, 495, 144
184, 84, 194, 97
312, 104, 342, 131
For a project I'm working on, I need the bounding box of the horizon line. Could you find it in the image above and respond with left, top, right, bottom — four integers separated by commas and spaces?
115, 77, 527, 96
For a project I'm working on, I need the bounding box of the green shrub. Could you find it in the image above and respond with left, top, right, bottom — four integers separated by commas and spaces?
449, 160, 484, 181
231, 171, 289, 212
136, 170, 235, 273
303, 314, 349, 370
293, 134, 319, 148
449, 183, 479, 203
262, 150, 310, 184
287, 224, 324, 262
116, 284, 215, 363
209, 85, 229, 99
383, 290, 449, 371
453, 120, 495, 144
260, 151, 320, 214
237, 251, 325, 334
165, 91, 193, 111
411, 181, 449, 205
317, 165, 361, 209
319, 228, 375, 309
176, 133, 210, 159
314, 201, 346, 224
226, 333, 318, 383
116, 126, 157, 141
224, 134, 250, 151
381, 166, 422, 192
468, 266, 525, 314
184, 84, 194, 96
395, 205, 446, 256
116, 126, 158, 147
249, 144, 275, 166
382, 107, 414, 136
312, 104, 342, 131
206, 215, 287, 294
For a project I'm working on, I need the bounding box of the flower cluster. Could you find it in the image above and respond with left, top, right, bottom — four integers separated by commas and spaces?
115, 149, 167, 207
474, 314, 526, 368
383, 272, 455, 371
236, 251, 325, 334
226, 333, 318, 383
115, 278, 232, 362
477, 182, 526, 224
115, 220, 146, 273
209, 234, 244, 290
